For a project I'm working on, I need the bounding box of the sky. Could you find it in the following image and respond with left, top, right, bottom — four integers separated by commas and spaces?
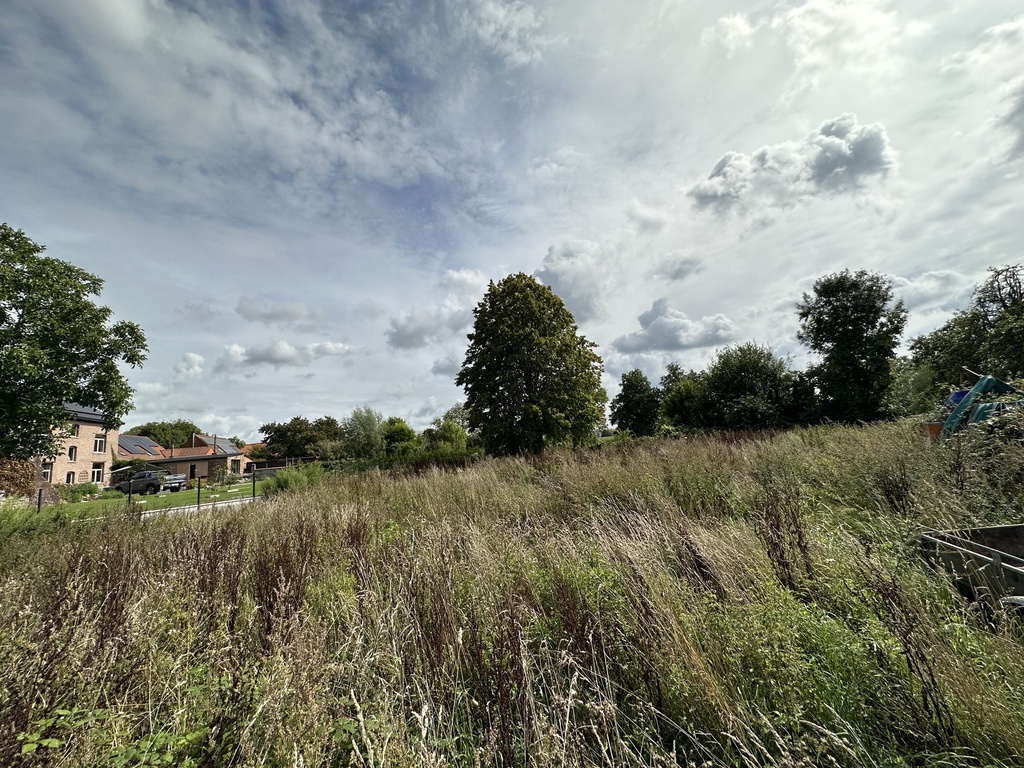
2, 0, 1023, 441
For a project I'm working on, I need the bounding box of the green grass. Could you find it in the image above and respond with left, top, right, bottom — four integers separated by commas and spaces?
43, 480, 269, 518
1, 421, 1023, 767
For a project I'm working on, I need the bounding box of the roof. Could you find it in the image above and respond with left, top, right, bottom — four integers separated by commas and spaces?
179, 434, 239, 454
143, 447, 245, 465
118, 434, 166, 457
64, 403, 107, 425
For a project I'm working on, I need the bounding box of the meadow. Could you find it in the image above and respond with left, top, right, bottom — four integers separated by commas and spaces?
1, 420, 1023, 767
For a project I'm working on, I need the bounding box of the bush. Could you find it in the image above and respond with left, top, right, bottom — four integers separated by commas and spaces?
262, 462, 326, 496
56, 482, 100, 504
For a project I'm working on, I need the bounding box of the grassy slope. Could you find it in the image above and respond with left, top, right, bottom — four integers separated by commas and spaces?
1, 421, 1023, 767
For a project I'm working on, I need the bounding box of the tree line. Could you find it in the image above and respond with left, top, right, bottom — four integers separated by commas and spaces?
250, 404, 473, 463
5, 221, 1023, 464
610, 266, 1024, 437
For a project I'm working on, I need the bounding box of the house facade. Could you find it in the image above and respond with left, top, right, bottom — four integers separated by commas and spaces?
40, 404, 118, 487
115, 434, 248, 482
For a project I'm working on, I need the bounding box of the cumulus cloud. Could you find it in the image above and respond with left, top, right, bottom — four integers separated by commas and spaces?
625, 199, 670, 234
890, 271, 975, 313
612, 298, 738, 353
701, 13, 760, 57
431, 354, 463, 377
534, 240, 614, 323
688, 113, 896, 214
439, 268, 489, 297
213, 339, 349, 373
386, 299, 473, 349
236, 296, 325, 330
384, 269, 490, 350
652, 251, 703, 282
772, 0, 904, 102
173, 352, 204, 380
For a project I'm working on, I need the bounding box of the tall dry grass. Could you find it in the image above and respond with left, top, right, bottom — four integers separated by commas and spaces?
1, 420, 1022, 766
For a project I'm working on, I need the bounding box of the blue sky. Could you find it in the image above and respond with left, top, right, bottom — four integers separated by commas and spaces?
3, 0, 1023, 440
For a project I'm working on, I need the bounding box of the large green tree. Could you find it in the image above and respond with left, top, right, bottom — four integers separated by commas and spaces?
381, 417, 417, 457
609, 369, 661, 436
797, 269, 907, 423
660, 370, 707, 430
342, 406, 384, 459
456, 273, 606, 455
258, 416, 345, 459
911, 265, 1024, 385
0, 224, 147, 460
125, 420, 202, 449
701, 343, 793, 429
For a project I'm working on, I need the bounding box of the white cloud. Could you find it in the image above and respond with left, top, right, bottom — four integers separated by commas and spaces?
943, 17, 1024, 156
213, 339, 350, 373
439, 268, 489, 297
1006, 82, 1024, 157
688, 113, 896, 214
701, 13, 760, 58
457, 0, 549, 66
625, 199, 670, 234
652, 251, 703, 282
384, 269, 489, 351
889, 270, 975, 313
772, 0, 905, 102
612, 298, 738, 353
386, 299, 473, 349
236, 296, 326, 330
534, 240, 615, 323
173, 352, 205, 380
431, 354, 464, 377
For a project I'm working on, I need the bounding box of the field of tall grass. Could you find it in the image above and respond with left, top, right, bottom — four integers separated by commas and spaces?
1, 420, 1023, 767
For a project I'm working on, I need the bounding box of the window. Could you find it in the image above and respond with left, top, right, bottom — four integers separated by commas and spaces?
93, 433, 107, 453
91, 463, 104, 484
66, 472, 76, 485
69, 424, 80, 437
68, 445, 78, 462
42, 463, 53, 482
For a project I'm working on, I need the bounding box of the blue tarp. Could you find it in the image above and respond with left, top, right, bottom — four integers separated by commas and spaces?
941, 376, 1021, 435
943, 390, 969, 408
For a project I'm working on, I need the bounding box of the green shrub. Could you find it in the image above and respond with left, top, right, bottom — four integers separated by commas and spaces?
261, 462, 326, 496
56, 482, 100, 503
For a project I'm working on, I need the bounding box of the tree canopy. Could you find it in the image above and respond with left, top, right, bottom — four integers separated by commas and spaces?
610, 369, 661, 436
258, 416, 345, 459
701, 343, 793, 429
125, 420, 202, 449
381, 417, 417, 457
342, 406, 384, 459
0, 224, 147, 460
797, 270, 907, 423
456, 273, 606, 455
911, 265, 1024, 385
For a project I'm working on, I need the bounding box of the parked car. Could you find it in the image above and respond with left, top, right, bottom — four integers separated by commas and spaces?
113, 470, 188, 495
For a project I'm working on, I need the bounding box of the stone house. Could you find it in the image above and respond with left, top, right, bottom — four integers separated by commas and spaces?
40, 404, 118, 487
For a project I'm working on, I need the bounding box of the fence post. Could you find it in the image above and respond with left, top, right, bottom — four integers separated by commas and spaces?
197, 476, 202, 510
252, 470, 256, 499
36, 488, 42, 514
